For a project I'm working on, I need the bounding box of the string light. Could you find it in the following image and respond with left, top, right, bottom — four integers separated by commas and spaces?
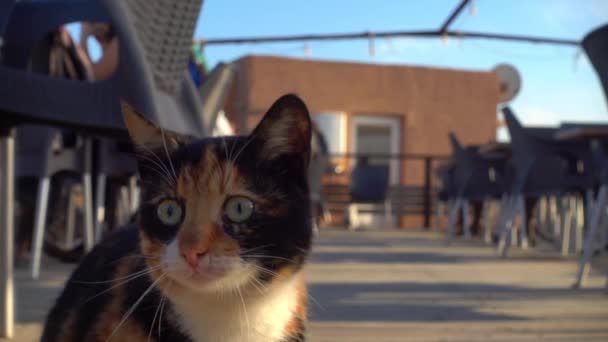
368, 32, 375, 57
303, 43, 312, 56
469, 0, 477, 16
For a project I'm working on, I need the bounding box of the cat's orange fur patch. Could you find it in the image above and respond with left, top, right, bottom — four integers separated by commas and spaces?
173, 147, 245, 259
283, 273, 308, 337
140, 231, 167, 281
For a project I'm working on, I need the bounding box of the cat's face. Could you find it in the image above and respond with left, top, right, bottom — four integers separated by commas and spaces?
122, 95, 312, 293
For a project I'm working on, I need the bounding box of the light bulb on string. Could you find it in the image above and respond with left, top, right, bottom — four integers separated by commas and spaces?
368, 32, 375, 57
469, 0, 477, 16
304, 43, 312, 57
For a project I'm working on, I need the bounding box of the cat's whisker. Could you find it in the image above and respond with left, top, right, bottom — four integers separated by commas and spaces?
307, 292, 325, 311
158, 280, 172, 338
159, 129, 178, 181
135, 145, 177, 186
137, 153, 175, 187
139, 163, 174, 189
80, 264, 174, 304
115, 254, 162, 262
239, 244, 274, 255
236, 285, 251, 342
230, 131, 258, 166
106, 273, 166, 342
147, 290, 164, 342
247, 264, 281, 278
244, 254, 297, 264
248, 276, 268, 295
75, 264, 163, 285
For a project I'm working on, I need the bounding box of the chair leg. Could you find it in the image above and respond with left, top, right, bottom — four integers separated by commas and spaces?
556, 195, 567, 251
561, 196, 574, 256
493, 195, 508, 244
550, 196, 561, 244
347, 204, 359, 230
482, 200, 493, 244
585, 189, 594, 233
435, 201, 443, 231
384, 199, 394, 228
31, 177, 50, 279
445, 198, 462, 244
498, 195, 516, 257
94, 174, 106, 243
64, 186, 76, 250
517, 195, 529, 250
537, 196, 547, 235
575, 196, 585, 253
120, 186, 130, 223
82, 173, 94, 253
574, 185, 607, 288
129, 176, 139, 214
462, 200, 472, 240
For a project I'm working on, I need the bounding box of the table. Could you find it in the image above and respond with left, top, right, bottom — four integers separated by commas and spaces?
554, 126, 608, 141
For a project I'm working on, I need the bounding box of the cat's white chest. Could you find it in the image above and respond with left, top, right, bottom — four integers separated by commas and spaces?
170, 276, 301, 342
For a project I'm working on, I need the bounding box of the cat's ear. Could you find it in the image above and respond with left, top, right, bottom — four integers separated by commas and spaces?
252, 94, 312, 166
121, 101, 181, 151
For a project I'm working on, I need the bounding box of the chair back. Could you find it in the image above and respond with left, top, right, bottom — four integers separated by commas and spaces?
583, 24, 608, 105
350, 162, 389, 203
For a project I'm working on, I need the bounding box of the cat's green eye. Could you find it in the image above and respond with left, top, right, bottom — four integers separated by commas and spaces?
157, 199, 183, 226
224, 196, 254, 223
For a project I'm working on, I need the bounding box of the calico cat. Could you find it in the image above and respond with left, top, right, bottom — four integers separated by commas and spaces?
41, 94, 313, 342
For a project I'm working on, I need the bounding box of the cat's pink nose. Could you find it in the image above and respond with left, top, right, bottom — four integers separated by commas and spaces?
182, 248, 208, 270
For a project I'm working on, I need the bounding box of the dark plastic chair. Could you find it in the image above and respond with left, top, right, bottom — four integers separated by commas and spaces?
499, 107, 595, 257
347, 161, 391, 229
13, 24, 98, 279
574, 23, 608, 288
583, 24, 608, 105
0, 0, 205, 279
199, 62, 237, 135
445, 133, 509, 243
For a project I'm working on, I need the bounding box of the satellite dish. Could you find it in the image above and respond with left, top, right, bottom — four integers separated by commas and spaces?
493, 64, 521, 103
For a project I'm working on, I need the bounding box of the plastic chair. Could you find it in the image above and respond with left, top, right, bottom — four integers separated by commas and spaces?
444, 133, 509, 243
346, 160, 391, 229
573, 23, 608, 288
1, 0, 205, 278
499, 107, 595, 257
583, 24, 608, 104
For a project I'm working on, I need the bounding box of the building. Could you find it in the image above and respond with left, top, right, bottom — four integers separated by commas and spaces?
223, 55, 500, 228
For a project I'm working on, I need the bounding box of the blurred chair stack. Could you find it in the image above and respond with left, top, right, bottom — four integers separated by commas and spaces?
440, 23, 608, 289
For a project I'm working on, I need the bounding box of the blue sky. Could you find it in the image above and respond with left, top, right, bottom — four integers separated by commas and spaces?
70, 1, 608, 136
193, 0, 608, 135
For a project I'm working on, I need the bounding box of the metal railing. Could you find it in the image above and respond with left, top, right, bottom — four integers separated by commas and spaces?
323, 153, 449, 229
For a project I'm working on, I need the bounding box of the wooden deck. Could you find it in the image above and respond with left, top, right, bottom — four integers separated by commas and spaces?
4, 229, 608, 341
